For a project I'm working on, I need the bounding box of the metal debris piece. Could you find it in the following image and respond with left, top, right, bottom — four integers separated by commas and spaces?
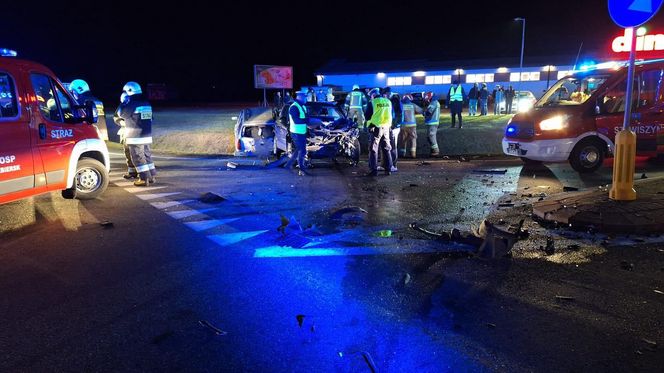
403, 273, 411, 285
361, 352, 378, 373
555, 295, 575, 301
486, 323, 496, 328
654, 290, 664, 295
296, 314, 305, 328
642, 338, 658, 348
198, 320, 227, 336
99, 221, 114, 229
199, 192, 226, 204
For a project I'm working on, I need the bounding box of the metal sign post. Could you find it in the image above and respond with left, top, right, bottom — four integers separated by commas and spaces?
608, 0, 663, 201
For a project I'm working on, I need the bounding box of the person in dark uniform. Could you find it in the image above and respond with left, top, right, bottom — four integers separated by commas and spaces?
113, 92, 138, 179
68, 79, 109, 141
116, 82, 156, 186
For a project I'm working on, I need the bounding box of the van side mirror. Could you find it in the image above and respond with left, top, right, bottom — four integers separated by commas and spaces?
84, 100, 98, 124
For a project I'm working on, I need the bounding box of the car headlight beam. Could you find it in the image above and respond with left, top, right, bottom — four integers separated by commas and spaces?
539, 115, 566, 131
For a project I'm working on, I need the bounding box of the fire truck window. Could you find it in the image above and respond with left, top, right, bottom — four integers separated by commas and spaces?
0, 72, 18, 119
53, 83, 76, 122
30, 74, 62, 122
637, 69, 663, 108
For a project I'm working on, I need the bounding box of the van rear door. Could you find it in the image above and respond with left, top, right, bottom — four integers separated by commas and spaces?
632, 68, 664, 155
0, 68, 37, 204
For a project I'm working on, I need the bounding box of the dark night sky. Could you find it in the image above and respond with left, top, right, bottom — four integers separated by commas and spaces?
4, 0, 663, 103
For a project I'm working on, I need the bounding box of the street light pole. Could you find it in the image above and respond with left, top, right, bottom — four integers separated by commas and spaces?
515, 17, 526, 94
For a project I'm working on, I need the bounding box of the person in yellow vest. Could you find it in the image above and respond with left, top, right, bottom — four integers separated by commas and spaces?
284, 91, 311, 176
364, 88, 393, 176
398, 94, 423, 158
448, 80, 466, 128
423, 92, 441, 156
344, 84, 368, 127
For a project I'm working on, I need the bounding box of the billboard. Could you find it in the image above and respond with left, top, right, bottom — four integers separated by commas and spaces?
254, 65, 293, 89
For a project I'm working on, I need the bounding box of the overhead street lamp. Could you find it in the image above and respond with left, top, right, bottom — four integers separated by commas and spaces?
514, 17, 526, 93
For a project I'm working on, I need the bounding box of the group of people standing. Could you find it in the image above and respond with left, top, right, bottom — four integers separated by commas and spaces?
467, 83, 517, 116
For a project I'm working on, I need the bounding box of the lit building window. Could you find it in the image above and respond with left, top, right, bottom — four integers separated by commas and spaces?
557, 71, 570, 79
388, 76, 413, 86
387, 77, 396, 86
485, 74, 495, 82
510, 72, 521, 82
403, 77, 412, 85
520, 72, 531, 81
442, 75, 451, 84
475, 74, 485, 83
395, 77, 404, 86
530, 72, 540, 81
425, 76, 435, 84
466, 75, 476, 83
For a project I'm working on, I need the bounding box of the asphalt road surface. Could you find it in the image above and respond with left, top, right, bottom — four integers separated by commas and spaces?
1, 153, 663, 372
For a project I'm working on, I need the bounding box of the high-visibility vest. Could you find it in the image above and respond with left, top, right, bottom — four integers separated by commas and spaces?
402, 103, 417, 126
348, 91, 364, 109
425, 100, 440, 125
289, 101, 307, 134
449, 85, 463, 102
368, 98, 392, 128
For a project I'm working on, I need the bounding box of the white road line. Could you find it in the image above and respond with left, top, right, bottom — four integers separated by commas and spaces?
113, 181, 135, 187
184, 218, 239, 232
253, 245, 445, 258
207, 230, 269, 247
165, 207, 217, 220
150, 200, 195, 210
136, 192, 181, 201
123, 186, 169, 194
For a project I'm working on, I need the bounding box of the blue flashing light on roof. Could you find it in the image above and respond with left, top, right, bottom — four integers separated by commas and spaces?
0, 48, 17, 57
578, 61, 596, 71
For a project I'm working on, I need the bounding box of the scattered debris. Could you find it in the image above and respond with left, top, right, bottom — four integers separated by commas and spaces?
409, 183, 419, 187
472, 169, 508, 175
544, 236, 555, 255
374, 230, 393, 238
99, 221, 114, 229
563, 186, 579, 192
361, 352, 378, 373
296, 314, 305, 328
277, 215, 290, 235
654, 290, 664, 295
403, 273, 411, 285
567, 244, 581, 251
555, 295, 575, 301
199, 192, 226, 204
620, 261, 634, 271
198, 320, 227, 336
459, 156, 467, 162
636, 350, 644, 355
417, 161, 432, 166
226, 162, 237, 169
330, 206, 368, 220
641, 173, 648, 179
642, 338, 658, 349
486, 323, 496, 329
498, 203, 515, 208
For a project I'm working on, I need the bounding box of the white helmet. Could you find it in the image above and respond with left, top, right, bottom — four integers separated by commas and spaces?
122, 81, 142, 96
352, 84, 359, 90
69, 79, 90, 98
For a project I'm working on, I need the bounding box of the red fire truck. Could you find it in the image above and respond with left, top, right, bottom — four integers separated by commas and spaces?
0, 49, 109, 204
502, 59, 664, 173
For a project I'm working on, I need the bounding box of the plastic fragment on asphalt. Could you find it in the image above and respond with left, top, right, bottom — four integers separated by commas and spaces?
198, 320, 227, 336
486, 323, 496, 328
403, 273, 411, 285
654, 290, 664, 295
296, 315, 305, 328
472, 169, 508, 174
555, 295, 575, 301
642, 338, 657, 347
199, 192, 226, 204
226, 162, 237, 169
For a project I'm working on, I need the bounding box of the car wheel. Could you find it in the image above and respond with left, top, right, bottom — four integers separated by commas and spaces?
63, 158, 109, 200
350, 139, 361, 166
569, 139, 605, 173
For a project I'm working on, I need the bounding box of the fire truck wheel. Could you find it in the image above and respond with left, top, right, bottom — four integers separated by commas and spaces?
569, 138, 605, 173
65, 158, 109, 200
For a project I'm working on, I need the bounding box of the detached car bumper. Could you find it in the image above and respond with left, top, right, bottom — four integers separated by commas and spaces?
502, 137, 575, 162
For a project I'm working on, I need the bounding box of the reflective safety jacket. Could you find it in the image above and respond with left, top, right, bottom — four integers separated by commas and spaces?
289, 100, 308, 134
449, 85, 464, 102
366, 97, 392, 128
345, 90, 368, 110
424, 100, 440, 125
401, 101, 422, 127
117, 94, 153, 144
77, 91, 108, 141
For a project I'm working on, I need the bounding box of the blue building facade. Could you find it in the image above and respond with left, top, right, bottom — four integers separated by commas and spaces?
307, 57, 579, 99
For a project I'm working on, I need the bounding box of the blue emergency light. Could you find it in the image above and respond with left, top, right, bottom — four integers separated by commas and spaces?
506, 125, 517, 135
1, 48, 18, 57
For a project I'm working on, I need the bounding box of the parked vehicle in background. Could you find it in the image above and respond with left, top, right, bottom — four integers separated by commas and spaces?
235, 102, 360, 165
502, 60, 664, 173
498, 91, 536, 113
0, 50, 109, 204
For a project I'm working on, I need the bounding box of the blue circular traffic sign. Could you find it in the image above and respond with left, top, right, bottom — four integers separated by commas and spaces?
609, 0, 664, 27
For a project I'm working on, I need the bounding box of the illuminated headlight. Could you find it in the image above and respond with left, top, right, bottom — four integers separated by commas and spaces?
517, 99, 533, 112
539, 115, 566, 131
